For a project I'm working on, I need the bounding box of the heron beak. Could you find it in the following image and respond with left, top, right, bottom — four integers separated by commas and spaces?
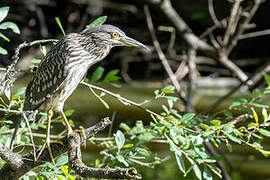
120, 36, 149, 50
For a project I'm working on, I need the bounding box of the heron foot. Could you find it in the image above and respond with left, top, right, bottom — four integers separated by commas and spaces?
36, 139, 63, 166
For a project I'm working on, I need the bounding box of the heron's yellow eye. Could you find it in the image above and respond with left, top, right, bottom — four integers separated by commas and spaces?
112, 32, 119, 38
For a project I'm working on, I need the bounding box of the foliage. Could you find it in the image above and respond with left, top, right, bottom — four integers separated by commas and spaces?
0, 6, 20, 55
1, 15, 270, 180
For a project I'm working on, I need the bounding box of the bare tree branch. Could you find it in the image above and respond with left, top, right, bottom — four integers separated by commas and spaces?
68, 130, 142, 179
0, 118, 140, 179
144, 5, 186, 103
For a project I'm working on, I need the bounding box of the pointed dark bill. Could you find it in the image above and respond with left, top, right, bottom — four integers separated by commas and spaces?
120, 36, 149, 50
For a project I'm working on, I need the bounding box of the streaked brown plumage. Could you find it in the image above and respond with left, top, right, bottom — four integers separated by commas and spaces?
10, 24, 148, 164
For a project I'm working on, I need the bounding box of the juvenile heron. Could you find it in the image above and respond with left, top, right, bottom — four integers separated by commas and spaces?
10, 24, 148, 164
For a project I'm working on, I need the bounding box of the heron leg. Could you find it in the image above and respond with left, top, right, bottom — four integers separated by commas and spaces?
59, 110, 86, 146
59, 110, 73, 136
37, 108, 56, 166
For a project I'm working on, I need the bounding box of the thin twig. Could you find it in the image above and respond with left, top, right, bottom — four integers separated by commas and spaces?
239, 29, 270, 39
208, 0, 220, 26
0, 118, 125, 179
0, 39, 58, 95
144, 5, 186, 104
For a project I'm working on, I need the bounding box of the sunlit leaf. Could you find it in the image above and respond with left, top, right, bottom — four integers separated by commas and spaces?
161, 85, 175, 94
39, 45, 47, 56
0, 32, 9, 42
175, 151, 185, 173
15, 87, 26, 96
250, 102, 269, 109
56, 154, 68, 167
180, 113, 195, 122
262, 108, 268, 123
264, 74, 270, 87
230, 98, 248, 107
116, 154, 129, 167
187, 157, 202, 180
102, 69, 121, 83
100, 98, 110, 109
85, 16, 107, 30
31, 58, 41, 64
91, 66, 104, 82
224, 133, 241, 144
251, 107, 259, 124
61, 165, 68, 176
56, 175, 66, 180
259, 149, 270, 157
0, 7, 9, 22
55, 17, 66, 36
115, 130, 125, 149
258, 129, 270, 137
0, 46, 7, 55
211, 120, 221, 127
120, 123, 130, 132
0, 22, 20, 34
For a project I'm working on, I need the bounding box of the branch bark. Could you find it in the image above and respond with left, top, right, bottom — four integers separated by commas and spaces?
0, 118, 141, 179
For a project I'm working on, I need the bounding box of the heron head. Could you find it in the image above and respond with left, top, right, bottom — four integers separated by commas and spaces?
81, 24, 149, 50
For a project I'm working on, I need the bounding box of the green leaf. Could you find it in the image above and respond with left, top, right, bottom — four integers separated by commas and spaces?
85, 16, 107, 30
31, 58, 41, 64
262, 108, 268, 123
180, 113, 195, 122
203, 166, 213, 180
223, 110, 233, 118
224, 133, 241, 144
0, 46, 7, 55
120, 123, 130, 132
0, 32, 9, 42
55, 17, 66, 36
56, 175, 66, 180
259, 149, 270, 157
250, 102, 269, 108
55, 154, 68, 167
161, 85, 175, 94
100, 98, 110, 109
15, 87, 26, 96
64, 109, 74, 116
102, 69, 121, 83
191, 12, 206, 20
258, 129, 270, 137
264, 74, 270, 87
187, 157, 202, 180
122, 144, 133, 148
137, 132, 155, 142
91, 66, 105, 82
0, 22, 20, 34
61, 165, 69, 176
0, 7, 9, 22
175, 151, 185, 173
230, 98, 248, 107
251, 107, 259, 124
252, 89, 262, 99
210, 120, 221, 127
115, 130, 125, 149
67, 175, 75, 180
39, 45, 46, 56
116, 154, 129, 167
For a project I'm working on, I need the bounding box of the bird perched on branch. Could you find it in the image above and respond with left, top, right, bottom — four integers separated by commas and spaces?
10, 24, 148, 164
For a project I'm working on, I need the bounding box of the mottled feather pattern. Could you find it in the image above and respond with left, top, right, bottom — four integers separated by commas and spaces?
23, 32, 112, 111
23, 39, 69, 111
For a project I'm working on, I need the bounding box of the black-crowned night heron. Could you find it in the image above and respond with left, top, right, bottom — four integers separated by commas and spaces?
10, 24, 148, 164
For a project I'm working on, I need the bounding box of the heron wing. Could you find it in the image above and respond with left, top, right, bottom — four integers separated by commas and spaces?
23, 39, 70, 111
